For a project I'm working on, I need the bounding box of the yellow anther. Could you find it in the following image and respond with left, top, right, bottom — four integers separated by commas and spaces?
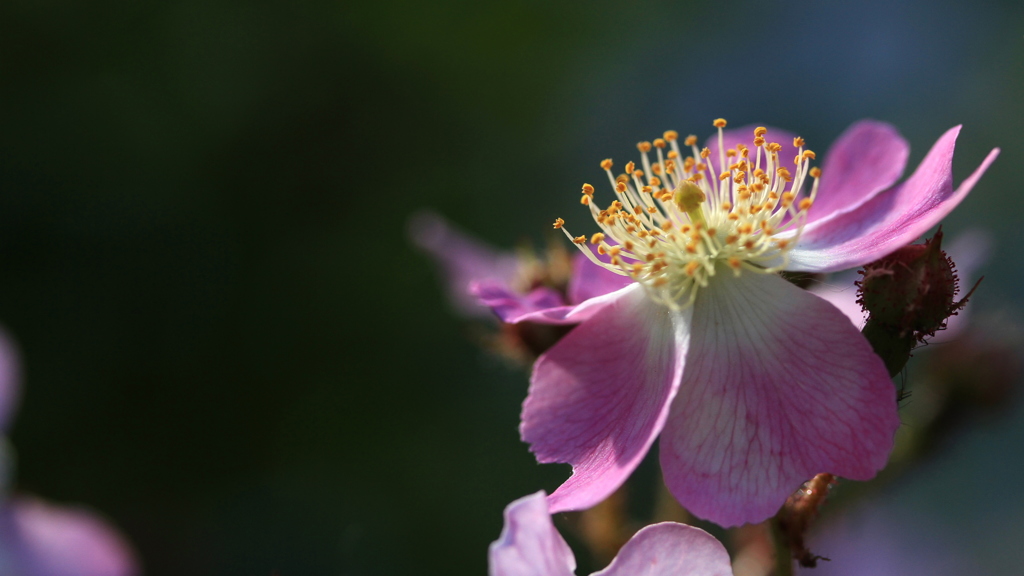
733, 172, 745, 184
766, 142, 782, 153
664, 130, 679, 141
615, 181, 627, 193
601, 158, 613, 170
667, 150, 679, 159
700, 147, 711, 159
608, 246, 621, 256
653, 278, 668, 287
728, 257, 741, 270
726, 148, 737, 157
713, 118, 727, 128
754, 127, 768, 137
553, 218, 564, 229
597, 245, 606, 255
641, 185, 653, 194
727, 213, 740, 221
623, 241, 634, 250
654, 138, 667, 148
753, 136, 765, 147
647, 206, 658, 214
803, 150, 816, 160
573, 235, 586, 244
793, 136, 805, 147
638, 230, 649, 238
799, 198, 814, 211
581, 195, 590, 205
616, 173, 629, 184
685, 243, 697, 254
590, 233, 605, 245
719, 171, 730, 181
810, 167, 822, 178
652, 164, 663, 175
582, 183, 595, 196
625, 161, 635, 174
645, 253, 656, 262
775, 239, 790, 249
637, 141, 652, 153
631, 263, 644, 274
684, 135, 698, 146
738, 223, 753, 235
633, 169, 645, 178
776, 167, 792, 182
720, 201, 732, 211
649, 177, 662, 187
685, 261, 701, 276
633, 205, 643, 215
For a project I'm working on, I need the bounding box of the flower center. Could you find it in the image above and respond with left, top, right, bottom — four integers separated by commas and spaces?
555, 119, 821, 309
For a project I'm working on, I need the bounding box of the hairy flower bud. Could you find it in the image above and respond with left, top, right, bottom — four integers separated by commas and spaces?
856, 228, 979, 376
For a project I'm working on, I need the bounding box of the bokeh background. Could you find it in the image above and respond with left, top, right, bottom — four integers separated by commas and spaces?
1, 0, 1023, 574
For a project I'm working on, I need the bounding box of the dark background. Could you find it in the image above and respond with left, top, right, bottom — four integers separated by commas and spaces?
1, 1, 1022, 574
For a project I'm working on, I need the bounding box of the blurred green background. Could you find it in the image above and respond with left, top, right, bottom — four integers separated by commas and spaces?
1, 0, 1022, 574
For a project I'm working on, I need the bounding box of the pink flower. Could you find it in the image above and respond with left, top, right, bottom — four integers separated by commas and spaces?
0, 330, 138, 576
489, 491, 733, 576
493, 120, 998, 527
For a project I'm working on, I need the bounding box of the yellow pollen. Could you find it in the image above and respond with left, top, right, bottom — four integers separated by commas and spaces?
582, 183, 595, 195
754, 127, 768, 137
615, 181, 627, 193
625, 161, 635, 173
719, 171, 730, 181
654, 138, 667, 148
590, 233, 605, 245
684, 135, 697, 146
753, 136, 765, 146
799, 198, 814, 211
667, 150, 679, 159
601, 158, 613, 170
810, 167, 822, 178
776, 167, 792, 182
641, 185, 653, 194
713, 118, 727, 128
727, 148, 737, 157
553, 218, 564, 229
581, 195, 590, 205
637, 141, 652, 153
650, 177, 662, 187
803, 150, 816, 160
573, 235, 586, 244
700, 147, 710, 159
793, 137, 805, 147
664, 130, 678, 141
766, 142, 782, 153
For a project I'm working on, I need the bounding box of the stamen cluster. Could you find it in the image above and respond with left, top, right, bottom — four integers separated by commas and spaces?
555, 119, 821, 309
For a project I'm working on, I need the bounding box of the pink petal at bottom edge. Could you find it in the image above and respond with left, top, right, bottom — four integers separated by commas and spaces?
522, 285, 691, 513
5, 496, 138, 576
660, 271, 899, 527
489, 492, 576, 576
593, 523, 733, 576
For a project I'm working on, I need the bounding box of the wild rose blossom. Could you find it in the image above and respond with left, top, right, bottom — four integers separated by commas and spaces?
479, 120, 998, 526
489, 491, 732, 576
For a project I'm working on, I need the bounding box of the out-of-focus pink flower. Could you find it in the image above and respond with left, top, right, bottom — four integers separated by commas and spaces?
489, 491, 733, 576
0, 330, 138, 576
488, 120, 997, 526
410, 211, 631, 322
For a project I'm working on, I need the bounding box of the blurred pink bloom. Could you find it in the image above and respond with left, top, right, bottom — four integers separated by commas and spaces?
0, 330, 138, 576
489, 491, 732, 576
490, 120, 998, 526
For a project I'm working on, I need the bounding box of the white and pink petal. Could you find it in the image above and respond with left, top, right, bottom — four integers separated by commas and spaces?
660, 270, 899, 527
522, 285, 690, 513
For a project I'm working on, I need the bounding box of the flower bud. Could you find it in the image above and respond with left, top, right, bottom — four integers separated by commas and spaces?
856, 229, 978, 376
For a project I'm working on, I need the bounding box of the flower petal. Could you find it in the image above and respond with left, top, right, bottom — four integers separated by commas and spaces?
785, 126, 999, 273
3, 496, 138, 576
593, 523, 733, 576
409, 211, 522, 316
523, 285, 690, 512
488, 492, 576, 576
475, 281, 636, 326
808, 120, 909, 225
660, 271, 899, 527
568, 253, 633, 305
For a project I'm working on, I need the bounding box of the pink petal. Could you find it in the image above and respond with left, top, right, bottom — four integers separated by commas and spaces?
523, 285, 690, 512
786, 126, 1000, 273
660, 271, 899, 527
808, 272, 867, 330
489, 492, 576, 576
808, 120, 909, 226
474, 281, 634, 326
3, 496, 138, 576
593, 523, 733, 576
568, 253, 633, 305
409, 211, 522, 317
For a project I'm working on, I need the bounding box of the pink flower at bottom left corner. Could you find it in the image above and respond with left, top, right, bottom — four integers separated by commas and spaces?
0, 330, 138, 576
489, 492, 733, 576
